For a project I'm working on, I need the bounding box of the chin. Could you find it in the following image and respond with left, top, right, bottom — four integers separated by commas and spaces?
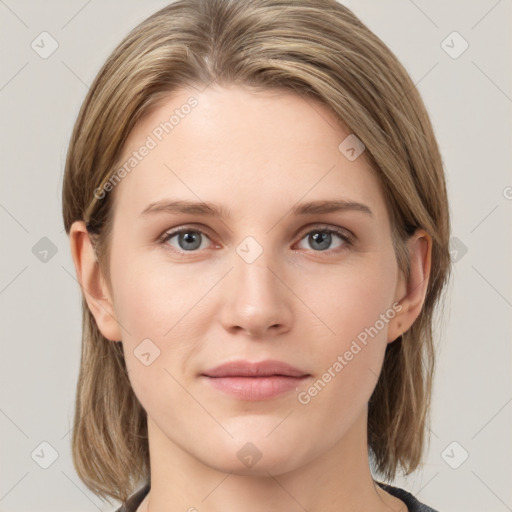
202, 449, 306, 478
192, 425, 310, 477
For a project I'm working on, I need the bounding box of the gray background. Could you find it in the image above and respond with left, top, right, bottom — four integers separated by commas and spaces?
1, 1, 511, 511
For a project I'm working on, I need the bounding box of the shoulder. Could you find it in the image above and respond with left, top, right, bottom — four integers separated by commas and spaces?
114, 484, 150, 512
376, 481, 440, 512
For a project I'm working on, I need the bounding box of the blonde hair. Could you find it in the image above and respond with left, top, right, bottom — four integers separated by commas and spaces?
62, 0, 451, 503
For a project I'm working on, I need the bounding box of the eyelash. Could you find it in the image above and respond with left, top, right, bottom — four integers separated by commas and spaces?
158, 224, 355, 255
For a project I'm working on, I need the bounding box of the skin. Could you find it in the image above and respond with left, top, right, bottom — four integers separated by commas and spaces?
70, 84, 431, 512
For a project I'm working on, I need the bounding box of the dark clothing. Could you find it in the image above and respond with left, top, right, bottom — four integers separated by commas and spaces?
115, 481, 439, 511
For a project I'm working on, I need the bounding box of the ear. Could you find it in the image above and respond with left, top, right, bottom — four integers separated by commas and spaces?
69, 220, 122, 342
387, 229, 432, 343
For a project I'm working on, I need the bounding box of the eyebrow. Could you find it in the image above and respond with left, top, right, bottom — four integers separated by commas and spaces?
140, 198, 373, 218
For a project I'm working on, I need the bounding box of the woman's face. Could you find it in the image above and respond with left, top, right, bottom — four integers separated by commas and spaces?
96, 85, 409, 475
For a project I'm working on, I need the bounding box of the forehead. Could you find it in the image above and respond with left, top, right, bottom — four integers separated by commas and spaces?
110, 84, 388, 222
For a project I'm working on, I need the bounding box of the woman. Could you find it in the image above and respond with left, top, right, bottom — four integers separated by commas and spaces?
63, 0, 451, 510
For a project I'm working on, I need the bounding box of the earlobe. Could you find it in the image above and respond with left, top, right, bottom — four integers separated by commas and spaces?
387, 229, 432, 343
69, 221, 122, 342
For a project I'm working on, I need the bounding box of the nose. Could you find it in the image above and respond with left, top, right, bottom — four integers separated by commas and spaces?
218, 253, 293, 338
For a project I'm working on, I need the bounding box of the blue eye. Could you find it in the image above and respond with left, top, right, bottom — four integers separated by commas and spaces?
162, 229, 211, 251
297, 228, 351, 252
160, 225, 353, 254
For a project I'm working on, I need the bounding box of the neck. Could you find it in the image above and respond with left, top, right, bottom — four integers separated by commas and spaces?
142, 411, 404, 512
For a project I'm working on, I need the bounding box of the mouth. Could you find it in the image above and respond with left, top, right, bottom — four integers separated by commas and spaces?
200, 360, 311, 401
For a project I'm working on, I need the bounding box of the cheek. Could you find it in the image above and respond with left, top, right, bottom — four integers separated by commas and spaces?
109, 257, 221, 397
296, 295, 394, 434
303, 254, 398, 348
111, 255, 204, 341
296, 254, 397, 402
111, 263, 195, 416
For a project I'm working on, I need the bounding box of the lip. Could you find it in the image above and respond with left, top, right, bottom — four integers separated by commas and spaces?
201, 360, 311, 400
203, 360, 308, 378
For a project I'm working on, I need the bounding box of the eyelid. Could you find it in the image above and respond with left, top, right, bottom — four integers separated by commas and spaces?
158, 224, 218, 248
295, 223, 355, 245
158, 223, 355, 253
